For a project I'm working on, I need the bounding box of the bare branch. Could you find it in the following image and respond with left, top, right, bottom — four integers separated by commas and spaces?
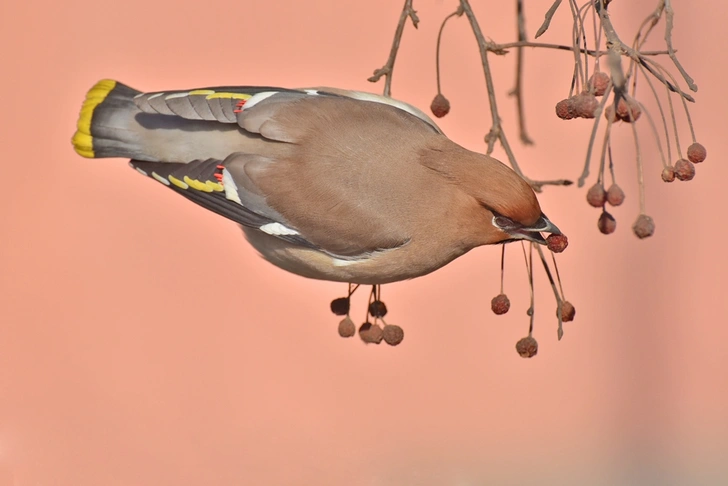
367, 0, 419, 97
494, 41, 669, 56
535, 0, 563, 38
595, 0, 694, 102
508, 0, 534, 145
578, 82, 614, 187
663, 0, 697, 91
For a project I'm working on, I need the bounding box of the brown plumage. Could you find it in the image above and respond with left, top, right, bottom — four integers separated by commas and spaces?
72, 80, 561, 284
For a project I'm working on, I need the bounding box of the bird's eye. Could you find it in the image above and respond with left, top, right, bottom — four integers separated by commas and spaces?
493, 214, 520, 231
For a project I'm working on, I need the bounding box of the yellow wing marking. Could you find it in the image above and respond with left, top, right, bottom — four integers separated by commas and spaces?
205, 92, 251, 100
168, 175, 188, 189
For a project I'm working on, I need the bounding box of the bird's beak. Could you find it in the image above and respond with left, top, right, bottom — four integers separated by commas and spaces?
508, 214, 562, 245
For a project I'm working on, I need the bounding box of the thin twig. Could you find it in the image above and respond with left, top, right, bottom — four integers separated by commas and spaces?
637, 100, 668, 170
509, 0, 534, 145
458, 0, 503, 156
639, 58, 694, 102
535, 245, 564, 341
627, 111, 646, 214
568, 0, 585, 92
435, 9, 463, 94
535, 0, 563, 38
500, 244, 506, 294
629, 1, 665, 97
521, 242, 535, 337
595, 0, 694, 102
637, 63, 671, 166
597, 115, 614, 185
494, 41, 669, 56
367, 0, 419, 97
663, 0, 697, 91
608, 143, 616, 185
578, 82, 614, 187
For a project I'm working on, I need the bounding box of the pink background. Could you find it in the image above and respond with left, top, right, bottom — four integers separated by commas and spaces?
1, 1, 726, 484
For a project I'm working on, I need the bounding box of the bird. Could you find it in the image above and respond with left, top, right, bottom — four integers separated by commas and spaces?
72, 79, 562, 285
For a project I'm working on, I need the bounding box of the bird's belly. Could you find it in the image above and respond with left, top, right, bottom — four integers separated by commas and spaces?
240, 227, 460, 285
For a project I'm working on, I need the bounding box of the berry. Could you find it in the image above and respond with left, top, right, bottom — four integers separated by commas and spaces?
368, 300, 388, 318
555, 98, 576, 120
330, 297, 350, 316
598, 211, 617, 235
687, 142, 707, 164
546, 234, 568, 253
604, 105, 620, 123
616, 97, 641, 122
515, 336, 538, 358
491, 294, 510, 315
674, 159, 695, 181
338, 316, 356, 338
632, 214, 655, 239
588, 71, 610, 96
606, 184, 625, 206
586, 182, 607, 207
558, 301, 576, 322
661, 166, 676, 183
382, 324, 404, 346
430, 94, 450, 118
574, 93, 599, 118
359, 322, 383, 344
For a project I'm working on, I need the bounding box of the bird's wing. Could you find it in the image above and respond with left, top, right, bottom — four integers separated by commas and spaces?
129, 155, 319, 250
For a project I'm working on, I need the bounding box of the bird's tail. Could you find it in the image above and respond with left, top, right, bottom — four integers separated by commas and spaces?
72, 79, 148, 160
72, 79, 258, 163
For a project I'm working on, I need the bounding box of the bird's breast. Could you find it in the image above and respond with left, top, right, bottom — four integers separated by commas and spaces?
240, 227, 470, 285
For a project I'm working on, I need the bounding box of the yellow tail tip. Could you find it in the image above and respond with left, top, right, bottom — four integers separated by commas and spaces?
72, 79, 117, 158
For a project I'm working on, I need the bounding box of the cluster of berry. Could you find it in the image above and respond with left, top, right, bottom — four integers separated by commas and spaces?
330, 294, 404, 346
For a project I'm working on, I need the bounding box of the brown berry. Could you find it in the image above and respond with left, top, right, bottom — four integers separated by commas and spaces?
558, 301, 576, 322
661, 166, 676, 182
359, 322, 383, 344
674, 159, 695, 181
632, 214, 655, 239
586, 182, 607, 207
491, 294, 510, 315
368, 300, 388, 318
430, 93, 450, 118
546, 234, 568, 253
338, 316, 356, 338
598, 211, 617, 235
616, 97, 641, 122
588, 71, 610, 96
555, 98, 576, 120
604, 105, 620, 123
574, 93, 599, 119
515, 336, 538, 358
330, 297, 350, 316
382, 324, 404, 346
687, 142, 707, 164
606, 184, 625, 206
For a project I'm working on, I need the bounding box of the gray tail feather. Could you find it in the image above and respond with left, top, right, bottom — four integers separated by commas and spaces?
72, 79, 148, 160
73, 79, 250, 164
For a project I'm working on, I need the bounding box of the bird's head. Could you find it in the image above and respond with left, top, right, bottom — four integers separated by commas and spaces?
423, 140, 562, 247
